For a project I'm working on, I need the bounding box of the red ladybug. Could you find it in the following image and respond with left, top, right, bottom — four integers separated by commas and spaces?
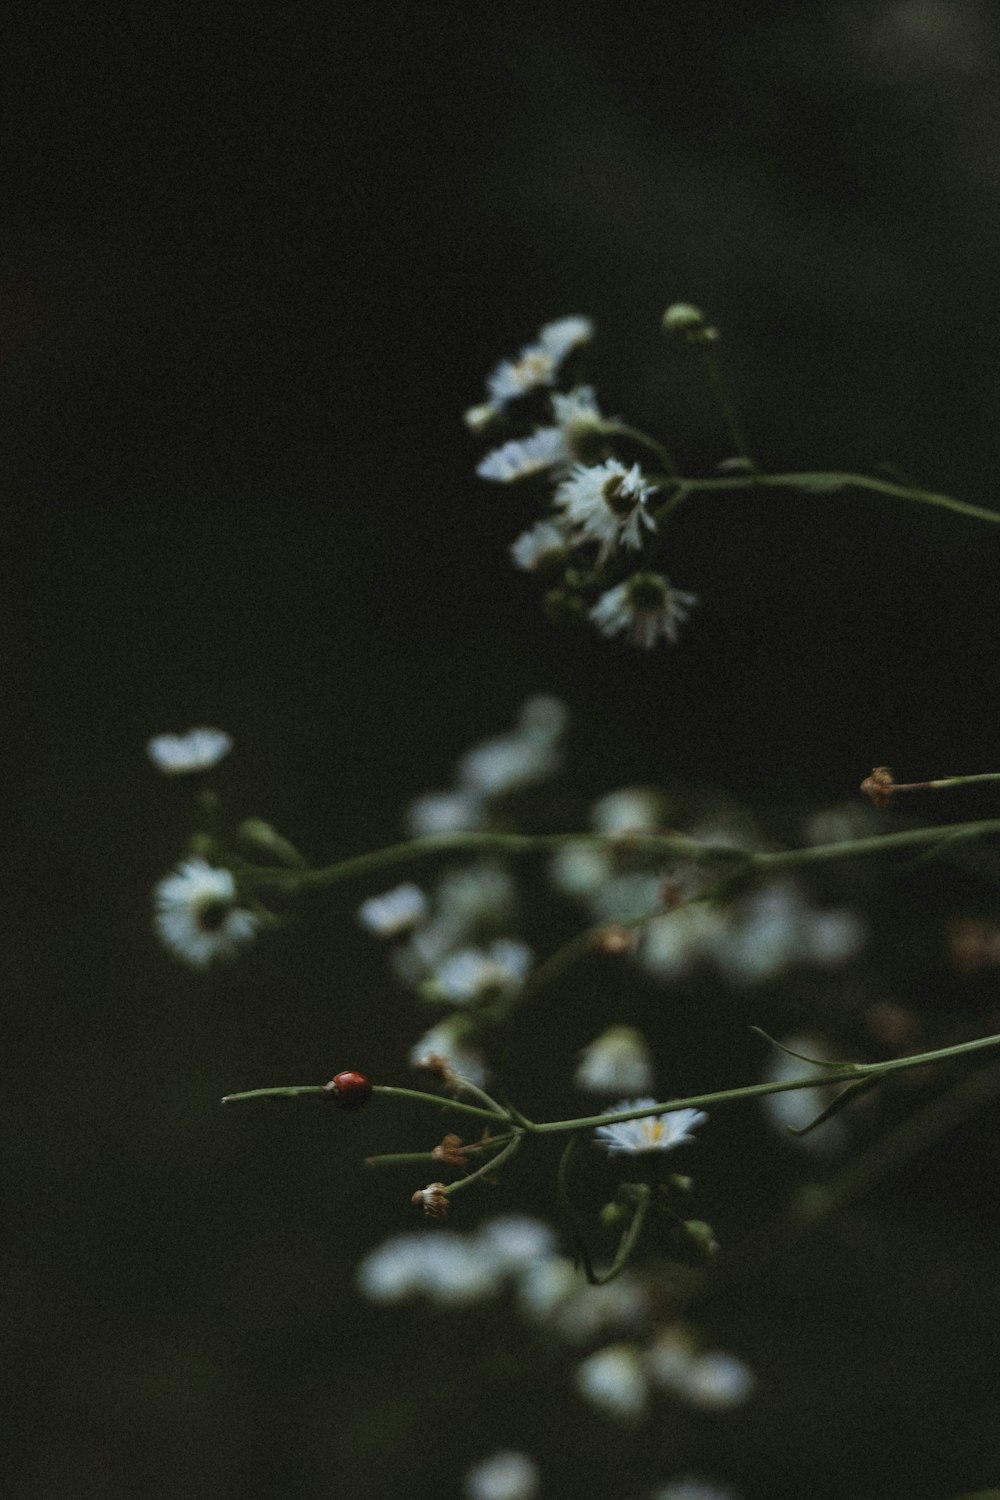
324, 1071, 373, 1109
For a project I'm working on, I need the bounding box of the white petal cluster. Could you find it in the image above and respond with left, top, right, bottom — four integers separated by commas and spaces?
645, 1328, 755, 1411
153, 858, 257, 967
408, 1018, 487, 1087
146, 727, 232, 775
554, 460, 657, 558
590, 572, 698, 649
469, 315, 594, 418
652, 1479, 741, 1500
574, 1342, 649, 1422
477, 428, 568, 482
356, 1216, 555, 1309
594, 1100, 708, 1155
464, 1452, 540, 1500
510, 519, 570, 572
575, 1026, 654, 1095
357, 882, 428, 937
432, 939, 533, 1004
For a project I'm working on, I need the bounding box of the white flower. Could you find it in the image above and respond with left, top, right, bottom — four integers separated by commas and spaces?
432, 939, 533, 1003
590, 786, 665, 836
464, 1451, 540, 1500
576, 1026, 654, 1095
548, 842, 611, 896
639, 903, 727, 979
477, 427, 569, 482
574, 1342, 648, 1421
458, 697, 567, 796
484, 315, 594, 407
153, 858, 257, 967
594, 1099, 707, 1155
510, 519, 570, 572
590, 572, 698, 649
357, 882, 428, 937
409, 1020, 487, 1087
682, 1352, 755, 1410
475, 1216, 557, 1272
516, 694, 569, 741
652, 1479, 740, 1500
356, 1231, 500, 1307
550, 1275, 648, 1345
405, 788, 485, 837
514, 1254, 580, 1321
146, 727, 232, 775
551, 384, 605, 443
554, 460, 656, 558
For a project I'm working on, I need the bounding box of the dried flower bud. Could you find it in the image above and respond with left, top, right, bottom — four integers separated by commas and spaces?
411, 1182, 450, 1217
432, 1134, 467, 1166
860, 766, 895, 808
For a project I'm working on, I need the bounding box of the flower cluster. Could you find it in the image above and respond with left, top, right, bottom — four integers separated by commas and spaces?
467, 316, 698, 650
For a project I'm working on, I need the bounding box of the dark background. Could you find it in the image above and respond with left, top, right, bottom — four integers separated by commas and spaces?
6, 4, 1000, 1497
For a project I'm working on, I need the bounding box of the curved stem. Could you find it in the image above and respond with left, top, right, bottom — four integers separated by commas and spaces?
531, 1029, 1000, 1135
650, 471, 1000, 527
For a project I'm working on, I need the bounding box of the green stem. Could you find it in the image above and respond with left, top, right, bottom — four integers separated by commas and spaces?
236, 817, 1000, 903
530, 1029, 1000, 1135
696, 344, 758, 471
221, 1081, 509, 1125
444, 1132, 523, 1195
605, 422, 680, 477
650, 471, 1000, 527
558, 1135, 653, 1285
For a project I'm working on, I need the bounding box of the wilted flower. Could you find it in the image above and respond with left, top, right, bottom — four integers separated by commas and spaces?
594, 1100, 707, 1155
153, 858, 257, 967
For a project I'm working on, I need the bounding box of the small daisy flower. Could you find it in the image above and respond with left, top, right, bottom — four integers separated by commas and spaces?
357, 882, 428, 937
153, 858, 257, 967
480, 314, 594, 410
590, 572, 698, 649
476, 427, 569, 482
554, 459, 656, 558
146, 727, 233, 774
576, 1026, 654, 1096
594, 1099, 708, 1155
510, 519, 571, 572
464, 1451, 540, 1500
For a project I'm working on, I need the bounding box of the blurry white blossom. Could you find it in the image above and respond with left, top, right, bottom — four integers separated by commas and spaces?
356, 1231, 500, 1307
682, 1351, 756, 1410
476, 1216, 557, 1274
432, 939, 533, 1004
477, 428, 568, 482
464, 1451, 540, 1500
405, 789, 485, 837
357, 882, 428, 937
590, 572, 698, 649
469, 315, 594, 421
554, 460, 656, 558
153, 858, 257, 967
551, 384, 605, 445
549, 842, 612, 897
458, 696, 566, 797
574, 1342, 649, 1421
146, 727, 232, 775
590, 786, 665, 836
652, 1479, 740, 1500
576, 1026, 654, 1095
594, 1101, 707, 1156
408, 1019, 487, 1087
510, 519, 569, 572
